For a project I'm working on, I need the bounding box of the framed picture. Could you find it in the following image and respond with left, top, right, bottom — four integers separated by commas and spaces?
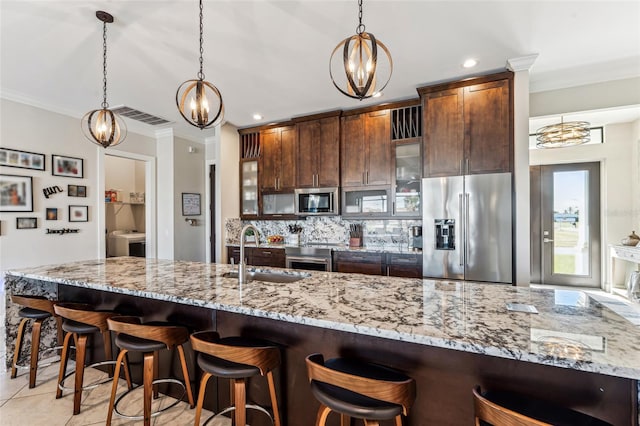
46, 207, 58, 220
182, 193, 201, 216
0, 148, 45, 171
16, 217, 37, 229
77, 185, 87, 197
0, 174, 33, 212
52, 155, 83, 178
68, 185, 77, 197
69, 205, 88, 222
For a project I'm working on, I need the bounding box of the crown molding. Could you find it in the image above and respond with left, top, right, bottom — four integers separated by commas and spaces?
506, 54, 539, 72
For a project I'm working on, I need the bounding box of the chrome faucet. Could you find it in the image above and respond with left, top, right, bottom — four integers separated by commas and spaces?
238, 224, 260, 284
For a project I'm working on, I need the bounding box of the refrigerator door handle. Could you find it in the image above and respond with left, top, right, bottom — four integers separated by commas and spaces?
465, 193, 470, 267
459, 193, 464, 266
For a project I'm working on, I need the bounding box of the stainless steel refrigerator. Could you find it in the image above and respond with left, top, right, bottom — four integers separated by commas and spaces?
422, 173, 513, 283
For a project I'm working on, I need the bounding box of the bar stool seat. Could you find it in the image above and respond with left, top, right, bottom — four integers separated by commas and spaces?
10, 294, 64, 389
190, 331, 282, 426
54, 303, 132, 416
473, 386, 612, 426
106, 316, 195, 426
306, 353, 416, 426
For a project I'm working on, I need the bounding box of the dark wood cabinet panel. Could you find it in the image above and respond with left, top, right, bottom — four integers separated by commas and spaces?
365, 110, 391, 186
423, 89, 464, 177
228, 246, 241, 264
464, 79, 512, 174
333, 251, 385, 275
387, 253, 422, 278
226, 246, 285, 268
341, 114, 366, 187
296, 116, 340, 188
260, 126, 297, 192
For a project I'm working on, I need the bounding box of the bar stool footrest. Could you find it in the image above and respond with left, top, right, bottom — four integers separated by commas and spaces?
113, 378, 186, 420
204, 404, 274, 426
12, 344, 69, 371
58, 359, 121, 392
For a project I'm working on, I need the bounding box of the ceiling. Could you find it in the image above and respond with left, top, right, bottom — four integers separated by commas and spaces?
1, 1, 639, 143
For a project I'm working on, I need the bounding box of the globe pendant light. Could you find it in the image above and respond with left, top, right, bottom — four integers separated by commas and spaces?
330, 0, 393, 100
536, 117, 591, 148
176, 0, 224, 129
81, 11, 127, 148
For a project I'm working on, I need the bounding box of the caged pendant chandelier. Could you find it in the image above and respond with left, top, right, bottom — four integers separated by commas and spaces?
81, 11, 127, 148
176, 0, 224, 129
536, 117, 591, 148
330, 0, 393, 100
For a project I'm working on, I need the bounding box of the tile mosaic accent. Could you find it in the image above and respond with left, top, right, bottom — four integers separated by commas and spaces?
5, 258, 640, 381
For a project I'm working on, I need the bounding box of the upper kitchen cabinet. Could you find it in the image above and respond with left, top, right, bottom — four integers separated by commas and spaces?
239, 131, 260, 219
391, 104, 422, 217
419, 71, 513, 177
341, 109, 391, 187
295, 112, 340, 188
260, 125, 297, 192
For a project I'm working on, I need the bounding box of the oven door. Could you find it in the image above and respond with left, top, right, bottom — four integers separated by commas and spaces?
285, 256, 332, 272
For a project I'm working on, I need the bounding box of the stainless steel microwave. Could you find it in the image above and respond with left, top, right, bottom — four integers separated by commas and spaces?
294, 187, 338, 216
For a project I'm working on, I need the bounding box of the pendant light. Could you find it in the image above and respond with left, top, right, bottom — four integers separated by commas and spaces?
176, 0, 224, 129
81, 11, 127, 148
330, 0, 393, 100
536, 117, 591, 148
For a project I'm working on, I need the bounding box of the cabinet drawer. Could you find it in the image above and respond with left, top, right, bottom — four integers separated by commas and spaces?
387, 253, 422, 266
387, 264, 422, 278
334, 251, 384, 264
227, 246, 241, 264
334, 262, 385, 276
250, 248, 285, 268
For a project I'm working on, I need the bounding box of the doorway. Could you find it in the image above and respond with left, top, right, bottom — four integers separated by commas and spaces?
209, 164, 216, 262
530, 162, 601, 287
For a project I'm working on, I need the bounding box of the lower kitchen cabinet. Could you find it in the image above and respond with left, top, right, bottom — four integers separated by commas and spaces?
387, 253, 423, 278
226, 246, 286, 268
333, 252, 386, 275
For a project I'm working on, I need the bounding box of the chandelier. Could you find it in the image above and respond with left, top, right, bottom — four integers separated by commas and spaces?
176, 0, 224, 129
330, 0, 393, 100
81, 11, 127, 148
536, 117, 590, 148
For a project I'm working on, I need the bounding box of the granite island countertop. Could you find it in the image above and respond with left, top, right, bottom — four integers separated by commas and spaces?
5, 257, 640, 380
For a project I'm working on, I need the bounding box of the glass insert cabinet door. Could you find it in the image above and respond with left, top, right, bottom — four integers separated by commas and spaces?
241, 160, 258, 216
393, 142, 421, 216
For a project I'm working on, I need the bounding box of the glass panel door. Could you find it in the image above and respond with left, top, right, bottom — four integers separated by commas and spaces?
539, 162, 601, 287
393, 142, 421, 216
241, 160, 258, 216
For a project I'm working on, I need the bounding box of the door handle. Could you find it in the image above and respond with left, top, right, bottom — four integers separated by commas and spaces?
459, 193, 464, 266
543, 238, 554, 243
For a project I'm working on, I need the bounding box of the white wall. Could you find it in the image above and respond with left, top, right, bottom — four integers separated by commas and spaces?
632, 119, 640, 232
216, 123, 240, 263
0, 99, 154, 272
173, 137, 206, 261
530, 121, 636, 286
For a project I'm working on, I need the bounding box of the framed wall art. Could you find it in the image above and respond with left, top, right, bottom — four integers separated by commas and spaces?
16, 217, 37, 229
0, 174, 33, 212
0, 148, 45, 171
69, 205, 88, 222
68, 184, 87, 197
182, 193, 201, 216
46, 208, 58, 220
52, 155, 83, 178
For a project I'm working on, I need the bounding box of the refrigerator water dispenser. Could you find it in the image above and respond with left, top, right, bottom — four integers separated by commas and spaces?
435, 219, 455, 250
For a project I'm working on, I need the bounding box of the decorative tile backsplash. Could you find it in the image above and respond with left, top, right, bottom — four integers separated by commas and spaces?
225, 216, 422, 250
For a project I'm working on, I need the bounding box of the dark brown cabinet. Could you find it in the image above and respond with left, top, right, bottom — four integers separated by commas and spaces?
296, 115, 340, 188
420, 72, 513, 177
386, 253, 422, 278
341, 110, 391, 187
260, 126, 297, 192
333, 251, 385, 275
226, 246, 285, 268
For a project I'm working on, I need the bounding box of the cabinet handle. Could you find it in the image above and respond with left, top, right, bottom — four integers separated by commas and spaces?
392, 201, 396, 215
274, 178, 278, 189
386, 266, 390, 276
262, 251, 272, 255
460, 159, 463, 175
366, 170, 369, 184
362, 172, 366, 185
466, 158, 469, 174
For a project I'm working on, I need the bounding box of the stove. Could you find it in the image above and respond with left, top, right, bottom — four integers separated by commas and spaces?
285, 246, 334, 272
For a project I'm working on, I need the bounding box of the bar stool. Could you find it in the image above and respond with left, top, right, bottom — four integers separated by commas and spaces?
473, 386, 612, 426
53, 303, 132, 415
106, 316, 195, 426
190, 331, 282, 426
305, 353, 416, 426
10, 294, 63, 388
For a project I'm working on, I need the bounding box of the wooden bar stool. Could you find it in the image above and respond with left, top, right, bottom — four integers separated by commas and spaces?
190, 331, 282, 426
305, 353, 416, 426
10, 294, 63, 388
106, 316, 195, 426
473, 386, 612, 426
53, 303, 132, 415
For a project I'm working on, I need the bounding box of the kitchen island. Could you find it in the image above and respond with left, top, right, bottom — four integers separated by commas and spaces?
4, 257, 639, 425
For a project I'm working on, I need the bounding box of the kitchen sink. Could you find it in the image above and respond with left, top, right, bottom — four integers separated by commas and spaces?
222, 269, 311, 283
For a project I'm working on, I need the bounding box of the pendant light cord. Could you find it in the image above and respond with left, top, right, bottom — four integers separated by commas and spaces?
356, 0, 365, 34
198, 0, 205, 80
102, 20, 109, 109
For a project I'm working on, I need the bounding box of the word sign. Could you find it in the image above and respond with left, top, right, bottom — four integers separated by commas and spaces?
43, 185, 64, 199
46, 228, 80, 235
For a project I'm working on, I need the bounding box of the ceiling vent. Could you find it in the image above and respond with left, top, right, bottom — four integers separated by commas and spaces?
110, 106, 171, 126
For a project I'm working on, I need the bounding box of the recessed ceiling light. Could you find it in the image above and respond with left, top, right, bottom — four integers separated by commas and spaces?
252, 113, 263, 120
463, 59, 478, 68
372, 92, 383, 98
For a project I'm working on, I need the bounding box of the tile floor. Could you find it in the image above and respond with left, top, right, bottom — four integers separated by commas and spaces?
0, 360, 227, 425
